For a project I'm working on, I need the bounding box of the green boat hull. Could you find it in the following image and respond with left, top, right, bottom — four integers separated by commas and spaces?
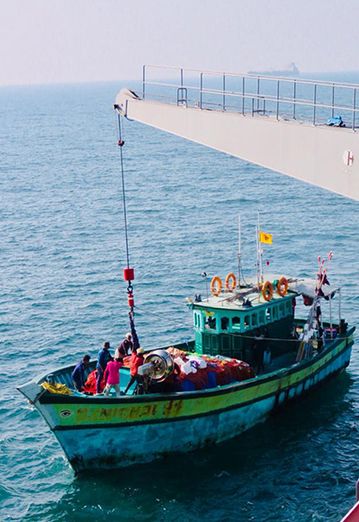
19, 330, 354, 472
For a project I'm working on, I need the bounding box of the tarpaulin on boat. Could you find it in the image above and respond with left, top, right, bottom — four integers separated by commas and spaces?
289, 278, 338, 299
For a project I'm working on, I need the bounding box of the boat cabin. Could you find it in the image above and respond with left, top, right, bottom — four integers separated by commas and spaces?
190, 279, 299, 362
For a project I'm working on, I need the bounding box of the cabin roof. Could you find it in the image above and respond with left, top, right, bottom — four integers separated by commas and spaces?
191, 285, 297, 313
190, 275, 340, 313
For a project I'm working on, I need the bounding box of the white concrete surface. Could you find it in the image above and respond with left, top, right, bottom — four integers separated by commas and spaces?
115, 90, 359, 201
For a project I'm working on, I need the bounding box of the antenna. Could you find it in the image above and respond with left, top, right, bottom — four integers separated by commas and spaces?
237, 215, 241, 288
256, 212, 261, 287
257, 211, 264, 284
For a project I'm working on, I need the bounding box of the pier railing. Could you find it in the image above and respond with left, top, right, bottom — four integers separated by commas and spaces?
142, 65, 359, 131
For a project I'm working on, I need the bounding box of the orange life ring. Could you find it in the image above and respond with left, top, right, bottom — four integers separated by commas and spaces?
277, 276, 288, 297
262, 281, 273, 302
225, 272, 237, 291
210, 276, 222, 296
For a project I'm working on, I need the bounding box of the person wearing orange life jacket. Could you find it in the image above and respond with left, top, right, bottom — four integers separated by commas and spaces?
123, 347, 145, 395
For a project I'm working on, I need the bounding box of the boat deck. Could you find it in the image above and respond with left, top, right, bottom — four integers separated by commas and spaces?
38, 349, 299, 398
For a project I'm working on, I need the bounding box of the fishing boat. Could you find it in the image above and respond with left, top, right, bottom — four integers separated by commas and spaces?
18, 255, 355, 472
18, 108, 355, 474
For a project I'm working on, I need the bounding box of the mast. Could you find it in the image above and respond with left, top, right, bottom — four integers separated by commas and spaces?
237, 215, 241, 288
256, 212, 263, 286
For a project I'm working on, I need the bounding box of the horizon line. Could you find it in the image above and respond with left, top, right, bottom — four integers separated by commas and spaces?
1, 69, 359, 89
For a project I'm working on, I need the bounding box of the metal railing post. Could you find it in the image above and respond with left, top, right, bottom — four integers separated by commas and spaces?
139, 66, 359, 131
142, 65, 146, 99
293, 80, 297, 119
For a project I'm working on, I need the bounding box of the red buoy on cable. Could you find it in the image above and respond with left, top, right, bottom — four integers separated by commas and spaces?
123, 267, 135, 282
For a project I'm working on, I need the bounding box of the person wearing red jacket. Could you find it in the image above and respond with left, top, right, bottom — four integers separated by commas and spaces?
124, 347, 144, 395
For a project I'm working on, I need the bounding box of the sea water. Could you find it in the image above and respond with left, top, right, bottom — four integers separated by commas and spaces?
0, 74, 358, 521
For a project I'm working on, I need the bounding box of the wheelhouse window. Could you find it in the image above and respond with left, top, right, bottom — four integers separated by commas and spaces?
206, 316, 216, 330
272, 306, 278, 320
232, 316, 241, 331
243, 315, 250, 329
221, 317, 229, 330
259, 311, 265, 325
251, 313, 258, 327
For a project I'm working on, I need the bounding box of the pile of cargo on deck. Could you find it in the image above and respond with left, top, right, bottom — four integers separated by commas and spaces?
165, 347, 255, 391
82, 350, 255, 395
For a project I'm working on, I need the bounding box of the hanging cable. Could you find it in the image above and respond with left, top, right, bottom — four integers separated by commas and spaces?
117, 114, 130, 268
116, 113, 139, 349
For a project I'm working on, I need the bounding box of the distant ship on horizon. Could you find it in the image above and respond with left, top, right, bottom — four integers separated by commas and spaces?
248, 62, 300, 77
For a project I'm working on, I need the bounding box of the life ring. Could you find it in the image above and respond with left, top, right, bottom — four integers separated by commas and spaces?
262, 281, 273, 302
277, 276, 288, 297
210, 276, 222, 296
225, 272, 237, 291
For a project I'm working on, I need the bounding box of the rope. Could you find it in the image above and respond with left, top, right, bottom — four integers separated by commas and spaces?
232, 333, 301, 343
135, 304, 303, 343
117, 114, 130, 268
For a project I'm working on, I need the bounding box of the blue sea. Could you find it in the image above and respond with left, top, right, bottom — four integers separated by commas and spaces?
1, 73, 358, 521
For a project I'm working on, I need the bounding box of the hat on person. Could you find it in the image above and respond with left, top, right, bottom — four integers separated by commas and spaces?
137, 347, 144, 354
126, 332, 132, 339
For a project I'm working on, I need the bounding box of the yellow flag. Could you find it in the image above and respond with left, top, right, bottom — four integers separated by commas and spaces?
259, 231, 273, 244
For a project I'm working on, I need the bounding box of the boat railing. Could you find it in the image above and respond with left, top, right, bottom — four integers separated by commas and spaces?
141, 64, 359, 131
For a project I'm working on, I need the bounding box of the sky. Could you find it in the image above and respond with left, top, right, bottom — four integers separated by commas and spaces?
1, 0, 359, 86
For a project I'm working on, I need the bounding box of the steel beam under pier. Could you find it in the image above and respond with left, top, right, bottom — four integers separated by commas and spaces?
115, 89, 359, 201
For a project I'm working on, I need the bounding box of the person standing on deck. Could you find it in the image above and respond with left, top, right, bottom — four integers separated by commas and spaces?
71, 354, 91, 391
96, 341, 113, 394
115, 332, 133, 358
103, 356, 124, 397
123, 347, 145, 394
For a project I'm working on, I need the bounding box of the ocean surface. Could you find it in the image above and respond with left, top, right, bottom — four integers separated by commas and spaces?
1, 73, 358, 521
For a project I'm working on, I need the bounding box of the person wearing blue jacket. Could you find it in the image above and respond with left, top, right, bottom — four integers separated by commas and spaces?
71, 354, 91, 391
96, 341, 113, 393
